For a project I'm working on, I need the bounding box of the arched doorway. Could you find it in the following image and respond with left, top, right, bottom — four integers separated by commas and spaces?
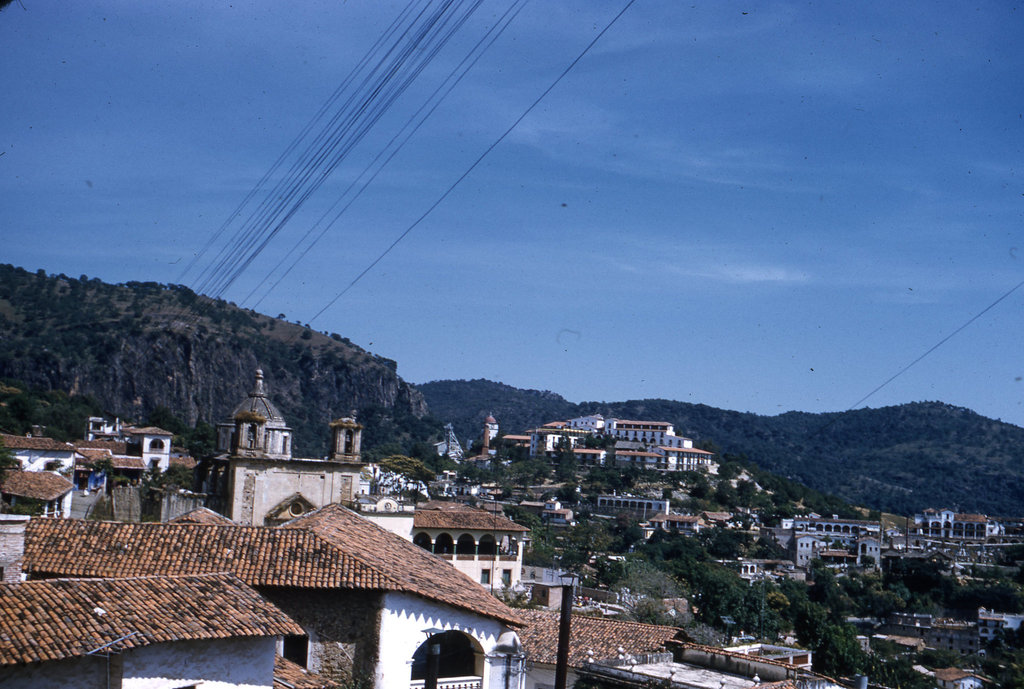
411, 631, 480, 683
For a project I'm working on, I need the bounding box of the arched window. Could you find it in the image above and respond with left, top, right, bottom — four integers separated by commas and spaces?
413, 532, 433, 551
149, 439, 165, 451
477, 535, 496, 556
456, 534, 476, 555
434, 533, 454, 554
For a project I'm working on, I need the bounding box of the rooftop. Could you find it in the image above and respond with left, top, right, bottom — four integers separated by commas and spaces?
0, 573, 302, 667
516, 609, 682, 667
26, 504, 521, 626
413, 504, 529, 532
1, 470, 74, 501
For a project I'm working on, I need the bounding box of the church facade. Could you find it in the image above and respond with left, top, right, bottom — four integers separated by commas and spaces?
217, 369, 366, 526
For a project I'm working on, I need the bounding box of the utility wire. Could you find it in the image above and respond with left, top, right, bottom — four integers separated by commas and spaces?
809, 275, 1024, 438
247, 0, 531, 308
845, 276, 1024, 412
306, 0, 639, 325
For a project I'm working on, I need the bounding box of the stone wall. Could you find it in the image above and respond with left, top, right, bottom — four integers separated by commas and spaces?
0, 514, 29, 583
264, 587, 384, 685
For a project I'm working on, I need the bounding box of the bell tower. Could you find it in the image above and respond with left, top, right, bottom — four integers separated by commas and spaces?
329, 413, 363, 463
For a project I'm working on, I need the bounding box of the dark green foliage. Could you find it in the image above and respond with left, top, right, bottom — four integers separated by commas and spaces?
0, 265, 434, 459
418, 379, 1024, 515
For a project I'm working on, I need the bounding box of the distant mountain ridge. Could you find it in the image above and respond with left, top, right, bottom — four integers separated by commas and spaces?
0, 264, 428, 457
416, 379, 1024, 516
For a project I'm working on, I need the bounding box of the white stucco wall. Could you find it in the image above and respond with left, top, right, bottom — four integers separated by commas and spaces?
0, 637, 277, 689
122, 636, 277, 688
375, 591, 523, 689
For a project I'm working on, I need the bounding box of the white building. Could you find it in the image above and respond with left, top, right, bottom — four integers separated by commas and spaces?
411, 502, 530, 591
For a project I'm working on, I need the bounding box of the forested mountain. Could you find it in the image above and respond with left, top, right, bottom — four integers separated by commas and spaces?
417, 379, 1024, 516
0, 265, 430, 457
3, 264, 1020, 515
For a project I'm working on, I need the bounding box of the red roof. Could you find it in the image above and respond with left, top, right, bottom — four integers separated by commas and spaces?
25, 504, 521, 625
0, 573, 302, 667
1, 471, 73, 501
0, 434, 74, 452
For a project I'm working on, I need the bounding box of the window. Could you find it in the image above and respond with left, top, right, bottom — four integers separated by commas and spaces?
481, 570, 490, 585
501, 569, 512, 587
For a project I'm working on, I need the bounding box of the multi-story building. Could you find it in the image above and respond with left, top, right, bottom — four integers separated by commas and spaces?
526, 416, 715, 473
978, 608, 1024, 642
788, 515, 881, 548
411, 502, 529, 592
927, 619, 980, 655
912, 508, 1004, 545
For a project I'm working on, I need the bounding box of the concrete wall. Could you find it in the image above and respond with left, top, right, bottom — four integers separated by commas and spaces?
1, 638, 277, 689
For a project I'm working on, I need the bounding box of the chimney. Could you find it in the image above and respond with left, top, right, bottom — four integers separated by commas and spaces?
0, 514, 30, 583
29, 425, 45, 438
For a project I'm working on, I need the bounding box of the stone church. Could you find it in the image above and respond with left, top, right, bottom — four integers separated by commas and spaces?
214, 369, 366, 525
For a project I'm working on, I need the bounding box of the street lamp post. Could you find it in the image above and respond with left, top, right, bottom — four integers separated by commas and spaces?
554, 571, 577, 689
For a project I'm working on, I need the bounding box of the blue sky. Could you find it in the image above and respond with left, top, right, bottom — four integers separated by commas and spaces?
3, 1, 1023, 423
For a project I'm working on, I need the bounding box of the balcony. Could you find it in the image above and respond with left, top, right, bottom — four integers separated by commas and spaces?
410, 676, 482, 689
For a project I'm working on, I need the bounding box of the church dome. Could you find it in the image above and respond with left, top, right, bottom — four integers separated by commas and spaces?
230, 369, 288, 427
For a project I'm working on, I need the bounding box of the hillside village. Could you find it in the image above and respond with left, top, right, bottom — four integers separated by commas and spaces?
1, 370, 1023, 689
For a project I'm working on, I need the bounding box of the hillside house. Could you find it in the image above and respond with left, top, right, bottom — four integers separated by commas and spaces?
24, 504, 527, 689
0, 470, 73, 517
912, 508, 1003, 545
0, 432, 77, 473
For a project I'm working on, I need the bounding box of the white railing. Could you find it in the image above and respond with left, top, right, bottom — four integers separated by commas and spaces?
410, 676, 482, 689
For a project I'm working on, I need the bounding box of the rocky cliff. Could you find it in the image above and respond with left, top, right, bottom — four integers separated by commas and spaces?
0, 265, 428, 456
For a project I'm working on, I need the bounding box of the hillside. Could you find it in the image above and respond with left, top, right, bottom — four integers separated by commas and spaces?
0, 265, 431, 456
417, 379, 1024, 516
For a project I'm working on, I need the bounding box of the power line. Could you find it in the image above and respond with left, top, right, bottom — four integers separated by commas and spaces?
306, 0, 639, 325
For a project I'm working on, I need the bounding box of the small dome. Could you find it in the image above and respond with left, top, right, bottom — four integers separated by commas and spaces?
229, 369, 288, 428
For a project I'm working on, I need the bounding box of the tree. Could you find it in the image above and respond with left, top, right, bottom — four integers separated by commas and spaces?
0, 439, 19, 487
814, 623, 866, 677
379, 454, 435, 502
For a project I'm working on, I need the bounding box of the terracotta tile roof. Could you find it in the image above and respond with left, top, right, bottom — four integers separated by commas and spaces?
954, 513, 987, 523
25, 504, 522, 626
168, 507, 235, 525
76, 448, 112, 462
169, 455, 197, 469
658, 446, 714, 455
25, 518, 389, 588
127, 426, 173, 436
0, 434, 74, 452
275, 655, 340, 688
413, 505, 529, 532
649, 514, 701, 524
517, 609, 682, 666
74, 451, 145, 470
934, 667, 971, 681
75, 439, 128, 454
284, 505, 522, 625
0, 573, 302, 667
111, 456, 146, 470
1, 471, 73, 501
